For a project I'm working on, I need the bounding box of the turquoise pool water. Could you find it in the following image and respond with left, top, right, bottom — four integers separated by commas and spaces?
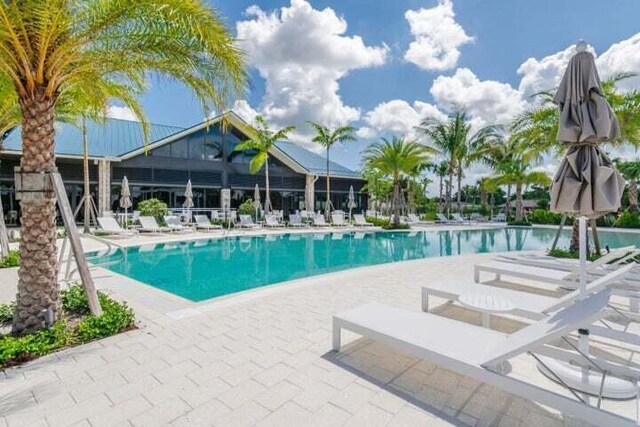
91, 228, 638, 302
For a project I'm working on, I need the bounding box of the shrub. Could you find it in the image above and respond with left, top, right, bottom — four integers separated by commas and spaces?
365, 216, 390, 227
507, 220, 532, 226
528, 209, 565, 225
614, 211, 640, 228
237, 198, 259, 217
382, 223, 411, 230
420, 212, 437, 221
0, 302, 15, 325
138, 198, 168, 221
0, 321, 73, 366
76, 296, 134, 342
547, 248, 600, 261
0, 250, 20, 268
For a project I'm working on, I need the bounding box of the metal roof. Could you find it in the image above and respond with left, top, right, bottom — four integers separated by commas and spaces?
1, 119, 185, 158
274, 141, 360, 178
1, 114, 361, 179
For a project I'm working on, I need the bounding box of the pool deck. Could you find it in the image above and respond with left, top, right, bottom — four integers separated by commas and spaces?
1, 225, 638, 426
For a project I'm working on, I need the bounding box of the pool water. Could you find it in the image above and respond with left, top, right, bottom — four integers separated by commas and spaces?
91, 228, 638, 302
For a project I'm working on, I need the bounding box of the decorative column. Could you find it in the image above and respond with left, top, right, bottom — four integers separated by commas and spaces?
305, 174, 315, 212
97, 160, 111, 215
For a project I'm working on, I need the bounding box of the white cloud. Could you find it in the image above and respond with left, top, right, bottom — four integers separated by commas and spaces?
106, 105, 139, 122
230, 100, 259, 124
404, 0, 473, 71
358, 99, 447, 140
236, 0, 388, 143
597, 33, 640, 91
430, 68, 527, 127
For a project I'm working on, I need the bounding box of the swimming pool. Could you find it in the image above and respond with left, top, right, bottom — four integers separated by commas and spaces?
91, 227, 638, 302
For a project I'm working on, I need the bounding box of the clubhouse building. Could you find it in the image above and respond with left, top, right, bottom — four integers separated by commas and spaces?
0, 112, 366, 221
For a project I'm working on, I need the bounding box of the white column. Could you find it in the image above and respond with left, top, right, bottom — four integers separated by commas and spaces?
305, 174, 315, 212
97, 160, 111, 215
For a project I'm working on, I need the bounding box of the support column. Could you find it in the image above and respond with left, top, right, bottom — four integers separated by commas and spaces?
305, 174, 315, 212
97, 160, 111, 215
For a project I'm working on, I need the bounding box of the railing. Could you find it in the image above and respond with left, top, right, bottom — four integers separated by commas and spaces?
58, 232, 126, 282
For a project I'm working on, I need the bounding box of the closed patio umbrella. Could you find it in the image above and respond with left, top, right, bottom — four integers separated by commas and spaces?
183, 180, 194, 209
119, 176, 132, 228
550, 41, 624, 298
347, 185, 356, 221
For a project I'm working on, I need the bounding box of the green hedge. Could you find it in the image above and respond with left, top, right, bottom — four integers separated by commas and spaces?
528, 209, 565, 225
614, 212, 640, 228
0, 285, 135, 368
365, 216, 390, 227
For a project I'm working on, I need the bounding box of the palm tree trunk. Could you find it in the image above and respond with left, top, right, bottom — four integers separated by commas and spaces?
325, 148, 331, 218
570, 219, 580, 253
392, 173, 400, 225
456, 168, 462, 213
629, 178, 638, 212
515, 182, 524, 222
438, 175, 443, 213
13, 90, 60, 334
264, 158, 271, 213
505, 184, 512, 219
447, 166, 454, 216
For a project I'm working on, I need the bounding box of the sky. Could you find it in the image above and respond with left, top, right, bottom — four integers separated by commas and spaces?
109, 0, 640, 187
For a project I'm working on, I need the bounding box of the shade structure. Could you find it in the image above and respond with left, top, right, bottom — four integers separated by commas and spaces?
347, 185, 356, 221
119, 176, 132, 228
550, 50, 624, 218
183, 180, 194, 209
550, 45, 623, 299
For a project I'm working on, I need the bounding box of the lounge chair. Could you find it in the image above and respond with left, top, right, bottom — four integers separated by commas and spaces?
96, 217, 138, 237
288, 214, 307, 228
194, 215, 222, 232
331, 213, 348, 227
164, 215, 194, 233
238, 214, 261, 229
353, 214, 373, 227
491, 213, 506, 222
312, 214, 329, 227
435, 213, 454, 224
451, 213, 469, 224
474, 252, 636, 289
138, 216, 172, 233
264, 214, 285, 228
333, 290, 640, 427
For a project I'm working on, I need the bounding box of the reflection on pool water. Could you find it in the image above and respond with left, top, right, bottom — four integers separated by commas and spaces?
90, 227, 638, 302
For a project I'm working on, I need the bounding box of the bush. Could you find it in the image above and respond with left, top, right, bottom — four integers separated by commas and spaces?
0, 285, 135, 368
0, 302, 15, 325
528, 209, 565, 225
237, 198, 259, 217
507, 220, 532, 226
614, 211, 640, 228
420, 212, 437, 221
138, 198, 168, 221
382, 223, 411, 230
547, 248, 600, 261
0, 250, 20, 268
365, 216, 390, 227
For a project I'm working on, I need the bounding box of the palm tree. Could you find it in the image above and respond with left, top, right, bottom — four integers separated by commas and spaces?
364, 137, 433, 224
235, 116, 295, 213
0, 1, 247, 334
418, 110, 502, 215
433, 162, 448, 213
494, 164, 551, 222
616, 159, 640, 212
478, 177, 498, 218
308, 123, 357, 217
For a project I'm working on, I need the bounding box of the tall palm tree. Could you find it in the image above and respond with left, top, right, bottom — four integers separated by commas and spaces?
616, 159, 640, 212
478, 177, 498, 217
433, 162, 448, 213
308, 123, 357, 217
0, 0, 246, 334
364, 137, 433, 224
418, 110, 502, 215
235, 116, 295, 213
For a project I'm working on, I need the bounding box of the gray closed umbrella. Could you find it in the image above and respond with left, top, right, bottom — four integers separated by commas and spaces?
550, 43, 623, 298
119, 176, 132, 227
183, 180, 194, 209
550, 48, 624, 218
347, 185, 356, 221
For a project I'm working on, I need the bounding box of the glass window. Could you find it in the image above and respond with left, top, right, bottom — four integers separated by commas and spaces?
170, 140, 188, 159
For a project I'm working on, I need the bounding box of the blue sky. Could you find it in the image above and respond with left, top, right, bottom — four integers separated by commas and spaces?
121, 0, 640, 174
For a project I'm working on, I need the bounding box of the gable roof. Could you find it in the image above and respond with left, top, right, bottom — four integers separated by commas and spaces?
0, 111, 361, 179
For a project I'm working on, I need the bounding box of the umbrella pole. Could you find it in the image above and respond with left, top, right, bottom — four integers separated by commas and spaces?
578, 216, 587, 299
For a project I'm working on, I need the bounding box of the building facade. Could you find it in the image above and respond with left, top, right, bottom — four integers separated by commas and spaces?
0, 112, 366, 222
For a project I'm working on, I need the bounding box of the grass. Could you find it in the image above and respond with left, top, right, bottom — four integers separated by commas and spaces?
0, 285, 135, 369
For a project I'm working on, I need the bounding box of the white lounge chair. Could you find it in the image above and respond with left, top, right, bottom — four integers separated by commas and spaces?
138, 216, 172, 233
97, 217, 138, 237
194, 215, 222, 232
491, 213, 506, 222
353, 214, 373, 227
331, 213, 348, 227
264, 214, 285, 228
238, 214, 261, 229
164, 215, 194, 233
451, 213, 468, 223
435, 213, 454, 224
474, 254, 635, 289
333, 290, 640, 427
312, 214, 329, 227
288, 214, 307, 228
